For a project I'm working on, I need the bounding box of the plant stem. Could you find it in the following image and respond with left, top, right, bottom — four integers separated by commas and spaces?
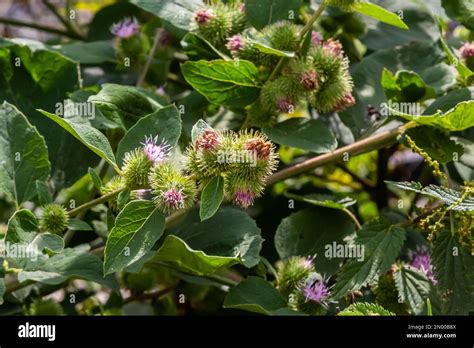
343, 208, 362, 230
136, 28, 162, 87
266, 122, 417, 186
41, 0, 84, 39
122, 284, 178, 304
68, 188, 124, 217
0, 16, 83, 40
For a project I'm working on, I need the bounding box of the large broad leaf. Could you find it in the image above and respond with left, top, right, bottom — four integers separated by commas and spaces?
88, 84, 158, 130
0, 39, 98, 188
424, 87, 474, 115
115, 105, 182, 166
181, 60, 261, 107
332, 219, 406, 299
181, 33, 229, 61
18, 247, 118, 291
148, 235, 240, 276
248, 38, 295, 57
433, 230, 474, 314
4, 210, 64, 269
263, 118, 337, 153
393, 264, 431, 315
104, 200, 165, 275
224, 276, 301, 315
275, 208, 355, 274
381, 69, 435, 103
284, 193, 356, 210
352, 41, 456, 110
354, 2, 408, 29
442, 0, 474, 30
200, 176, 225, 221
131, 0, 204, 35
390, 101, 474, 132
39, 110, 118, 171
168, 207, 263, 268
0, 102, 50, 204
244, 0, 302, 30
337, 302, 395, 316
49, 40, 115, 64
385, 181, 474, 211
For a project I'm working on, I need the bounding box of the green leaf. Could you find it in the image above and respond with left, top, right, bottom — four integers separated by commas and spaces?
35, 180, 52, 205
18, 247, 118, 291
244, 0, 302, 30
275, 208, 356, 274
332, 219, 406, 299
248, 38, 295, 57
402, 127, 464, 164
0, 102, 50, 204
385, 181, 474, 211
148, 235, 239, 276
442, 0, 474, 30
181, 33, 229, 61
191, 119, 212, 143
433, 230, 474, 314
393, 264, 431, 314
337, 302, 395, 316
38, 109, 118, 171
381, 69, 435, 103
88, 167, 103, 190
200, 176, 225, 221
131, 0, 204, 35
263, 118, 337, 153
169, 207, 263, 268
389, 101, 474, 132
181, 60, 261, 107
67, 218, 93, 231
88, 84, 157, 130
354, 2, 408, 30
224, 276, 297, 315
437, 22, 472, 80
49, 40, 115, 64
104, 200, 165, 275
116, 105, 182, 166
285, 193, 356, 210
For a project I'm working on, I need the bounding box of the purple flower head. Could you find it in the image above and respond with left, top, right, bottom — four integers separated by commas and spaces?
323, 38, 343, 58
226, 35, 243, 52
239, 3, 246, 12
299, 70, 318, 90
460, 42, 474, 59
195, 129, 221, 152
335, 92, 355, 112
195, 8, 215, 25
156, 86, 166, 96
111, 17, 140, 38
311, 31, 323, 45
302, 277, 330, 304
161, 188, 185, 209
299, 256, 315, 271
276, 97, 294, 113
234, 190, 253, 208
410, 247, 437, 285
159, 29, 172, 46
141, 135, 171, 165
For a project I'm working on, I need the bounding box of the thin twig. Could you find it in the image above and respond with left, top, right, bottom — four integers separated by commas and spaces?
41, 0, 84, 39
122, 284, 177, 304
68, 188, 124, 217
136, 29, 162, 87
0, 16, 82, 39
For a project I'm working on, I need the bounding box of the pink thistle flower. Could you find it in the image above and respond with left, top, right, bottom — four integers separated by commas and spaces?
276, 97, 294, 113
226, 35, 243, 52
239, 3, 245, 12
234, 190, 253, 208
335, 93, 356, 112
195, 129, 221, 151
141, 135, 171, 165
459, 42, 474, 59
299, 70, 318, 90
410, 247, 437, 285
303, 279, 330, 304
161, 188, 185, 209
110, 17, 140, 38
323, 38, 344, 58
311, 31, 323, 45
195, 8, 215, 25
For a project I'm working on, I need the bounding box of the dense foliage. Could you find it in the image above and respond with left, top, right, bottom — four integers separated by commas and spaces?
0, 0, 473, 316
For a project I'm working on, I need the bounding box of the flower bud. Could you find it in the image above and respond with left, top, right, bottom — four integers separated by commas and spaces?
299, 70, 319, 90
195, 8, 215, 25
334, 92, 356, 112
226, 35, 243, 53
195, 129, 221, 152
460, 42, 474, 59
326, 0, 360, 12
276, 256, 315, 297
122, 149, 153, 189
39, 203, 69, 235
